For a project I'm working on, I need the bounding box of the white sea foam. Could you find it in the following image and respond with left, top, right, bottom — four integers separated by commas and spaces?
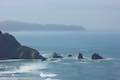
103, 58, 114, 61
0, 62, 47, 74
45, 78, 59, 80
0, 59, 24, 62
47, 58, 62, 63
17, 63, 47, 73
0, 77, 33, 80
91, 57, 114, 62
40, 72, 57, 78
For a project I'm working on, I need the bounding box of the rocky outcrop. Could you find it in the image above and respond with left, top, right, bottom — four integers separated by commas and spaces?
78, 53, 84, 60
17, 46, 46, 61
91, 53, 103, 60
0, 31, 46, 61
68, 54, 72, 57
52, 52, 63, 58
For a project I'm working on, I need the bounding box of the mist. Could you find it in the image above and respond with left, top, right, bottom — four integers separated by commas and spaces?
0, 0, 120, 32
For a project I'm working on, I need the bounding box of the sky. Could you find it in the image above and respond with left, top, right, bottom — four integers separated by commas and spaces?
0, 0, 120, 32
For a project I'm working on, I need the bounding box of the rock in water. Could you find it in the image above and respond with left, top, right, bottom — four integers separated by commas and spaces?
78, 53, 84, 60
91, 53, 103, 60
52, 52, 63, 58
0, 30, 46, 61
68, 54, 72, 57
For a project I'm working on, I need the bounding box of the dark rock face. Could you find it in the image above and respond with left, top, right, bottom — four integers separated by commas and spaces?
52, 52, 63, 58
0, 31, 46, 60
78, 53, 84, 60
17, 46, 46, 61
0, 32, 21, 59
91, 53, 103, 60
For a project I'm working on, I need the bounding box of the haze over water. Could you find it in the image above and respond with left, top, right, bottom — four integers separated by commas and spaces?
0, 0, 120, 32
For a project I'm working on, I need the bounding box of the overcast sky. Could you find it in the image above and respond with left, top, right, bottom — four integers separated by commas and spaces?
0, 0, 120, 32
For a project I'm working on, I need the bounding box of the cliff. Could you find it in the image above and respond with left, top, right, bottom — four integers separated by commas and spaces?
0, 31, 46, 61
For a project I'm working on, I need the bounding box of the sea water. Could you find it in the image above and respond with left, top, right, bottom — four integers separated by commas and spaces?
0, 31, 120, 80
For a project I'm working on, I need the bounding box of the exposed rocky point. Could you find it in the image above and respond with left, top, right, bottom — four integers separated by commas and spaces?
78, 53, 84, 60
52, 52, 63, 58
0, 30, 46, 61
91, 53, 103, 60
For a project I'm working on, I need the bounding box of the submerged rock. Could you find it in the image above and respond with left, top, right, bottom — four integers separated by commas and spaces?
0, 30, 46, 61
78, 53, 84, 60
52, 52, 63, 58
91, 53, 103, 60
68, 54, 72, 57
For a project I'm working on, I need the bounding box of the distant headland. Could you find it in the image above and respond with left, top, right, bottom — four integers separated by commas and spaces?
0, 20, 85, 31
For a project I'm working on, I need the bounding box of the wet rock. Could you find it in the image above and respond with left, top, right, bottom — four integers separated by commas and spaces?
91, 53, 103, 60
18, 46, 46, 61
78, 53, 84, 60
68, 54, 72, 57
52, 52, 63, 58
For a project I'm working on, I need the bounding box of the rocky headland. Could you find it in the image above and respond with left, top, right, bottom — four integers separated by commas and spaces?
0, 31, 46, 61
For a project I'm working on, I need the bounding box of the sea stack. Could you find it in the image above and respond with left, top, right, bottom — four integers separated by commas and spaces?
0, 30, 46, 61
78, 53, 84, 60
52, 52, 63, 58
91, 53, 103, 60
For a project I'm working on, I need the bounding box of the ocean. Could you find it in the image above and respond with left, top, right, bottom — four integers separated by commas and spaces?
0, 31, 120, 80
